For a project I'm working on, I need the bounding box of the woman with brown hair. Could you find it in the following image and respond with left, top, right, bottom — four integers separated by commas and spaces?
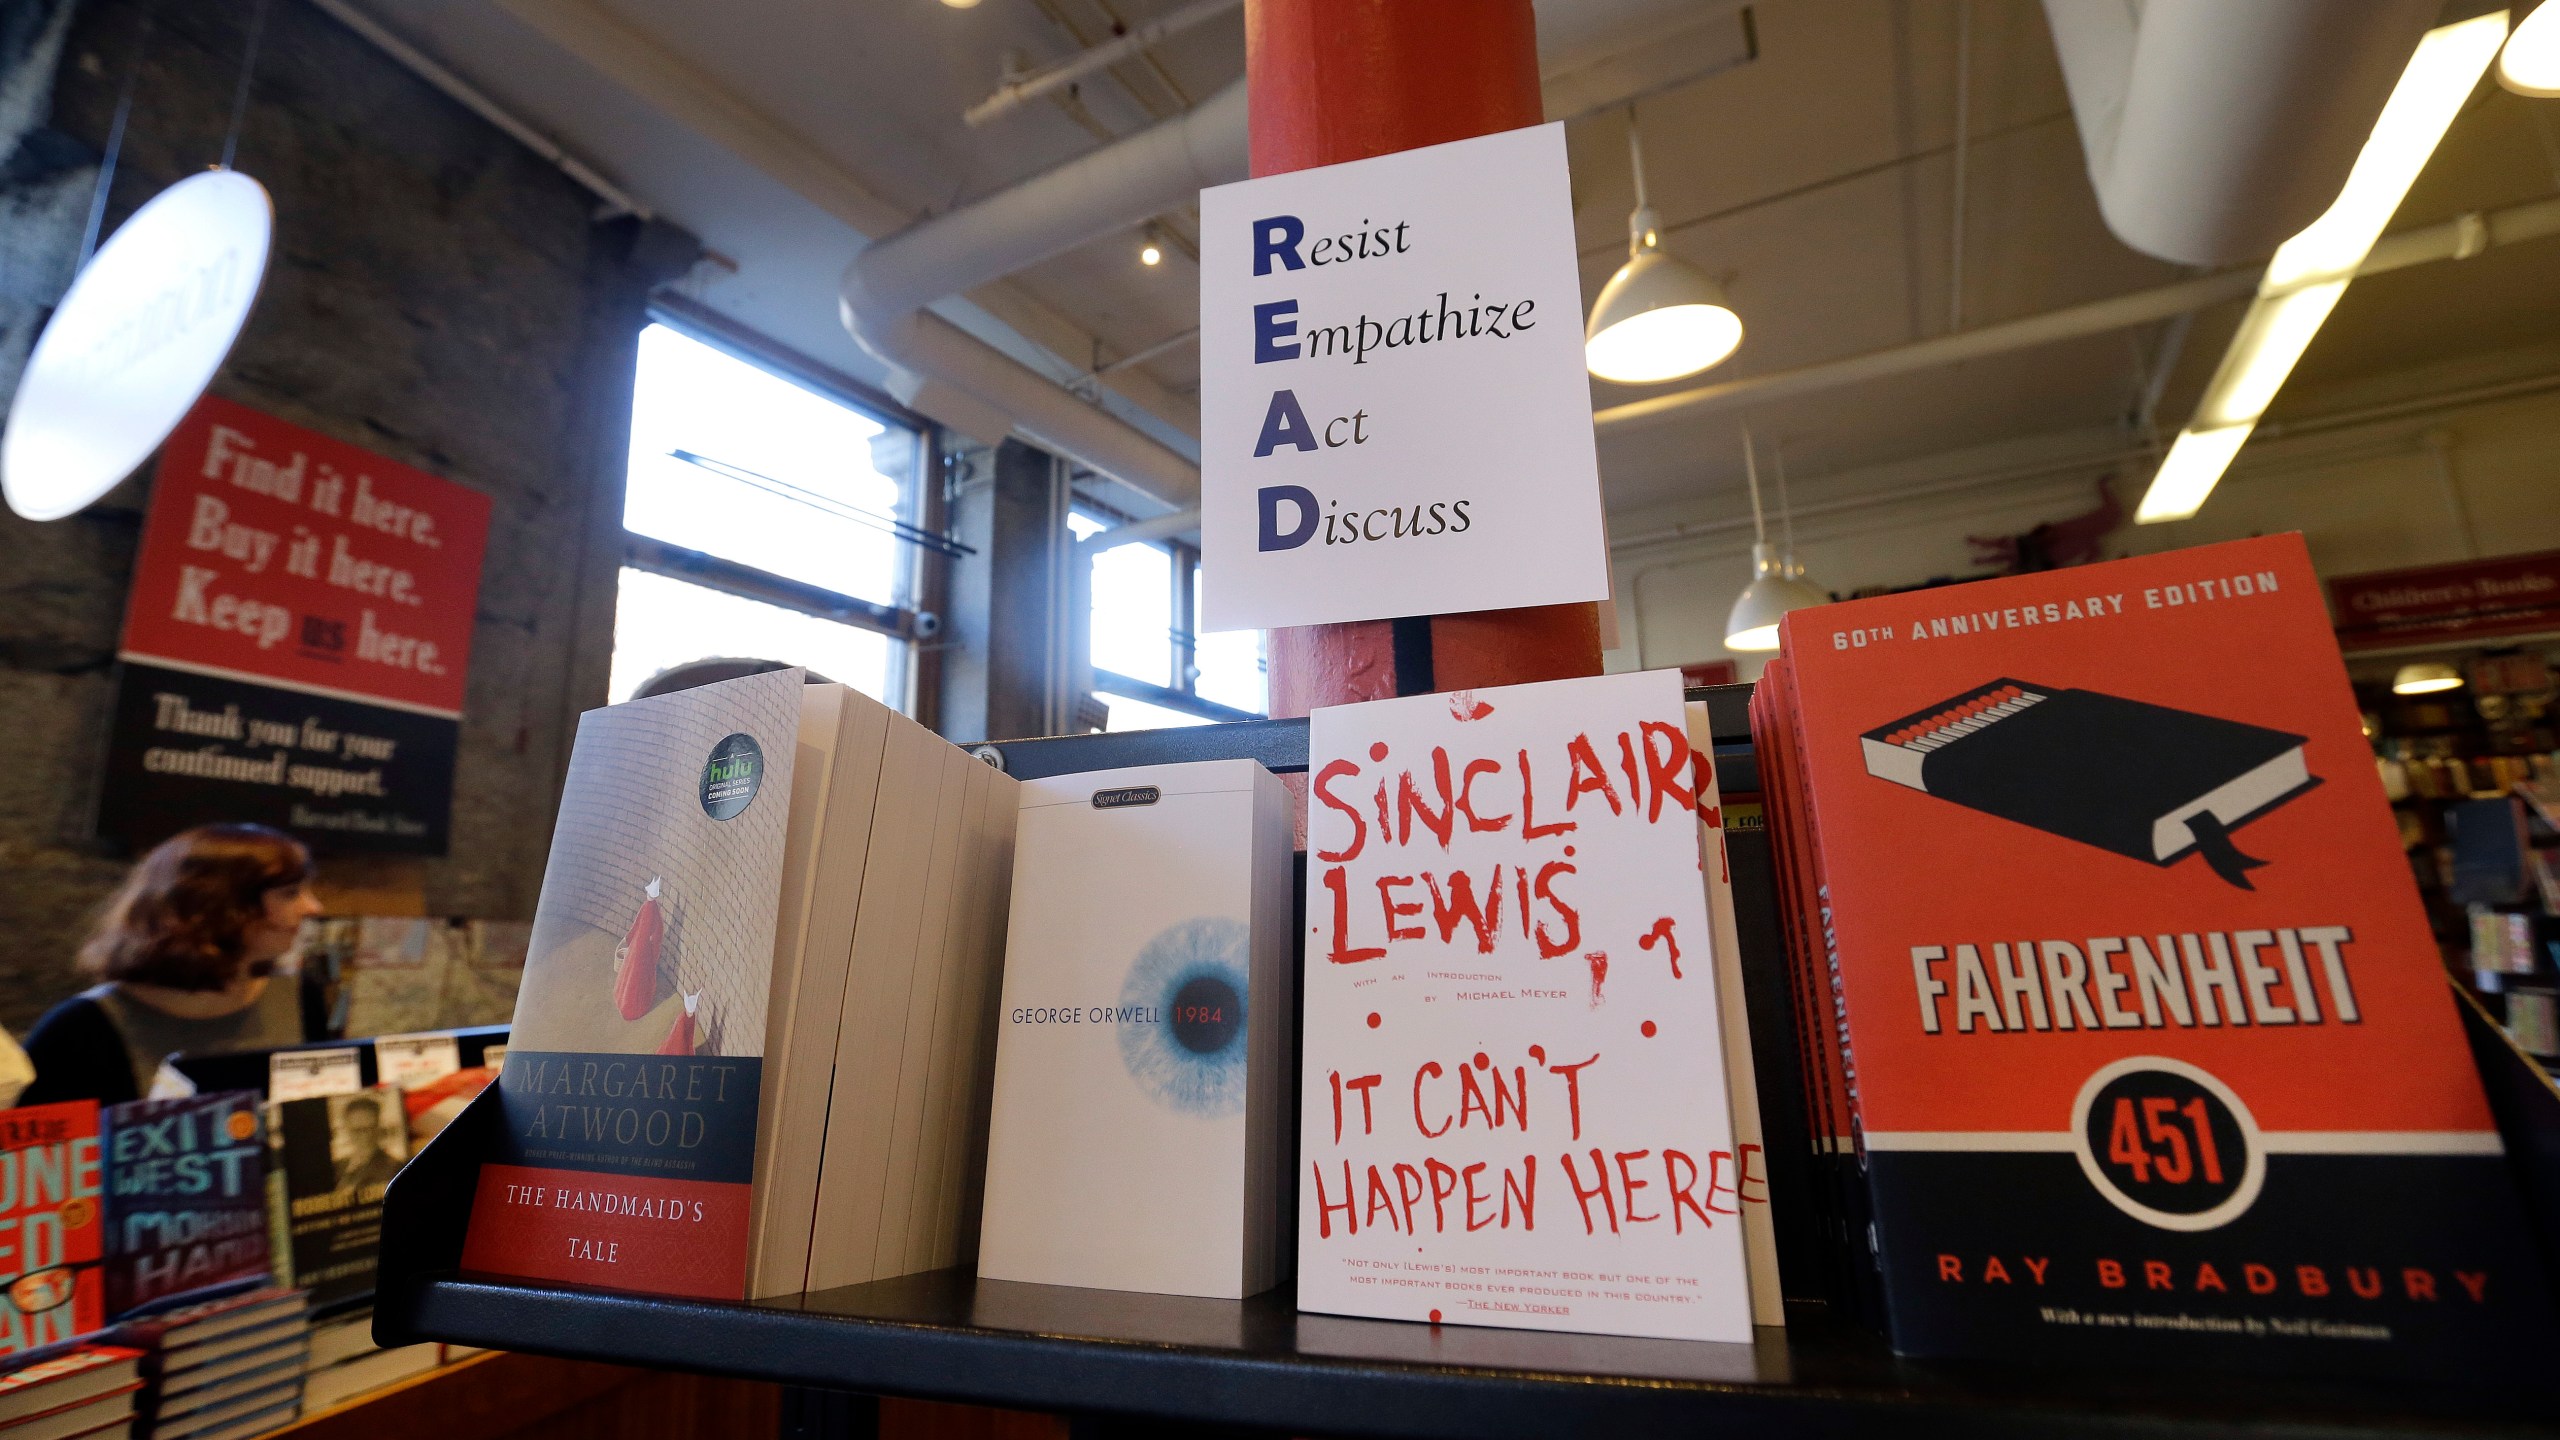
18, 824, 323, 1105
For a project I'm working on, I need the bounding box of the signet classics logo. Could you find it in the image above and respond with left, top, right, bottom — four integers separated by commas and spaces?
699, 733, 764, 820
1092, 785, 1161, 810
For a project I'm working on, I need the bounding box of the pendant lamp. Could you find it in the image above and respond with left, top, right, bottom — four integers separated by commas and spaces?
1585, 109, 1743, 385
2390, 661, 2463, 695
1723, 430, 1830, 653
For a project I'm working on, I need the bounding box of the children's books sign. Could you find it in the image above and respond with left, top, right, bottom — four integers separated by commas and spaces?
1297, 670, 1755, 1343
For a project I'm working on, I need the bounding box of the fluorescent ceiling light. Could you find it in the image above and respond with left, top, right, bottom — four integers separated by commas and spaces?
2136, 13, 2507, 524
2392, 661, 2464, 694
2503, 2, 2560, 94
2135, 425, 2254, 524
2196, 280, 2345, 428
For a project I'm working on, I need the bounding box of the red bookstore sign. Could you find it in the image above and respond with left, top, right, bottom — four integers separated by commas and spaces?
120, 396, 491, 713
100, 397, 491, 854
2328, 549, 2560, 651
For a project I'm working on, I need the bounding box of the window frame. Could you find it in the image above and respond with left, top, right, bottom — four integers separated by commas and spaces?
1076, 500, 1265, 725
622, 298, 943, 710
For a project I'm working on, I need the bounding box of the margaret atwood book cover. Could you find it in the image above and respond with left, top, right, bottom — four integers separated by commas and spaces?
459, 670, 801, 1300
1776, 532, 2554, 1373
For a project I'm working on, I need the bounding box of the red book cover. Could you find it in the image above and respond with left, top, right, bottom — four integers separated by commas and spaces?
1776, 533, 2552, 1373
0, 1103, 104, 1357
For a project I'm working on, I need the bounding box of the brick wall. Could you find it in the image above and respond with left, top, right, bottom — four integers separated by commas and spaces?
0, 0, 698, 1031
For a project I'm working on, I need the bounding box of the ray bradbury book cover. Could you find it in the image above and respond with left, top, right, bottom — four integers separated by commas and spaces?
1773, 532, 2554, 1374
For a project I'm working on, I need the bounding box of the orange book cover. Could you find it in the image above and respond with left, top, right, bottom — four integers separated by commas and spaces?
0, 1102, 104, 1356
1777, 533, 2551, 1373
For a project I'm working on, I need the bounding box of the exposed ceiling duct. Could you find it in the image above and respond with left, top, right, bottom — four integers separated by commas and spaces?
840, 80, 1247, 510
843, 0, 1758, 512
2042, 0, 2443, 265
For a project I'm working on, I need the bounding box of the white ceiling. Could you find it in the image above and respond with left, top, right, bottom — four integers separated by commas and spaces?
328, 0, 2560, 531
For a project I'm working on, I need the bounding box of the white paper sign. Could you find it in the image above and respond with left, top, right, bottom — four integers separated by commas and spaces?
373, 1032, 463, 1090
268, 1046, 363, 1101
1298, 670, 1754, 1343
1197, 123, 1609, 632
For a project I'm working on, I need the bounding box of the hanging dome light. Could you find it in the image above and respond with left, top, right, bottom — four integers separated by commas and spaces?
2499, 0, 2560, 96
1722, 430, 1828, 652
1586, 110, 1743, 386
1725, 544, 1832, 652
2391, 661, 2464, 695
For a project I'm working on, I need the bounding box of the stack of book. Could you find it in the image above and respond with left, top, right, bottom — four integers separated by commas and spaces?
0, 1345, 141, 1440
459, 670, 1019, 1300
113, 1288, 304, 1440
297, 1312, 436, 1416
1750, 533, 2555, 1375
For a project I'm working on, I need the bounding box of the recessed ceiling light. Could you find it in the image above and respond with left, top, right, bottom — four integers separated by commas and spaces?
1140, 240, 1162, 267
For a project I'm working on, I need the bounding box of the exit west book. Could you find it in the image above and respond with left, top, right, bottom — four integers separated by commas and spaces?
1768, 533, 2553, 1374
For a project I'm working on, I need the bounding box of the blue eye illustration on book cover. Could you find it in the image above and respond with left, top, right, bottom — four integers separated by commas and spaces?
1859, 677, 2319, 889
1118, 917, 1250, 1117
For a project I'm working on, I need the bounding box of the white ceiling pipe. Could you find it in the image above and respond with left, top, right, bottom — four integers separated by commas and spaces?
2043, 0, 2442, 265
966, 0, 1243, 128
1594, 194, 2560, 434
841, 81, 1246, 508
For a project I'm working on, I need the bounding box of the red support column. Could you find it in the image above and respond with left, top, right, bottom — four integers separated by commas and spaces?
1248, 0, 1605, 718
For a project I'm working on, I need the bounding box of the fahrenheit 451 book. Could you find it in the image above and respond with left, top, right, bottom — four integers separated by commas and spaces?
1297, 671, 1756, 1344
1767, 532, 2553, 1374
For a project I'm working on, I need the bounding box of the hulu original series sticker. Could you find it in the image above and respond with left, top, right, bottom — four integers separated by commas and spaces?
700, 733, 765, 819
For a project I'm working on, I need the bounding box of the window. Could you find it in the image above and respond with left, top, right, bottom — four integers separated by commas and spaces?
1072, 510, 1266, 730
611, 321, 928, 704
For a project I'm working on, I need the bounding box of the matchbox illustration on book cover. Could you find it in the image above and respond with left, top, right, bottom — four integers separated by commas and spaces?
1780, 533, 2553, 1375
1297, 670, 1756, 1344
459, 669, 800, 1300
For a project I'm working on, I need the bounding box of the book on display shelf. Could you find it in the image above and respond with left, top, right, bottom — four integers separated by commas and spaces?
264, 1087, 404, 1311
293, 1341, 436, 1414
0, 1105, 105, 1358
976, 760, 1295, 1299
460, 670, 1019, 1301
0, 1346, 142, 1440
100, 1094, 270, 1321
1295, 671, 1762, 1343
1752, 531, 2557, 1374
1684, 701, 1787, 1327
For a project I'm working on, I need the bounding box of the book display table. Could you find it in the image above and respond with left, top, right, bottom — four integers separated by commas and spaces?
372, 690, 2560, 1439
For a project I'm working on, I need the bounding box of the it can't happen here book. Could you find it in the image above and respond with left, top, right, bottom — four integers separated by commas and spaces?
1780, 532, 2553, 1371
1299, 670, 1755, 1343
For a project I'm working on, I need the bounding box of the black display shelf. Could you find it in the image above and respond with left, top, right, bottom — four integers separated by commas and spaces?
376, 1090, 2559, 1440
371, 684, 2560, 1438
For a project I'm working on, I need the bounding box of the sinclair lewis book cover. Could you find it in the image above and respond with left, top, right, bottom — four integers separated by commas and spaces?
1777, 532, 2553, 1374
459, 670, 800, 1300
